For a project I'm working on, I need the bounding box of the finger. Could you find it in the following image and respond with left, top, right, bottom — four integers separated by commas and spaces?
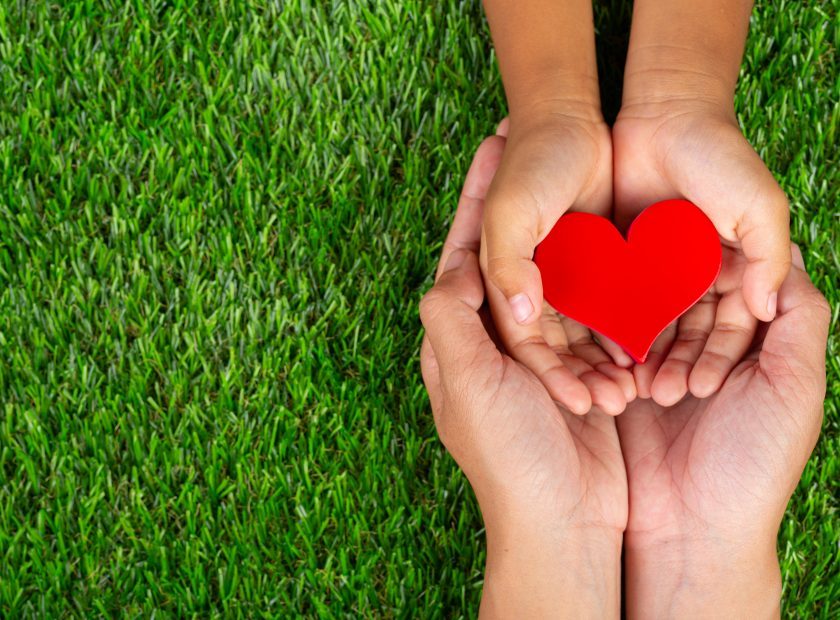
562, 317, 636, 406
735, 184, 792, 321
650, 295, 716, 406
633, 322, 677, 399
496, 117, 510, 137
664, 126, 791, 322
754, 244, 830, 390
577, 369, 628, 416
482, 216, 543, 325
480, 150, 550, 325
556, 353, 628, 416
596, 363, 638, 404
437, 136, 506, 280
688, 290, 758, 398
420, 250, 497, 379
592, 332, 635, 368
498, 300, 590, 414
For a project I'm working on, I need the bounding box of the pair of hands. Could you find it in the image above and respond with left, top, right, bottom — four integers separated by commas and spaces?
420, 136, 829, 616
482, 99, 792, 417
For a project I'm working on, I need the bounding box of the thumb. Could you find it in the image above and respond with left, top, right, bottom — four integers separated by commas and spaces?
420, 249, 497, 378
757, 244, 830, 401
736, 177, 791, 321
481, 191, 544, 326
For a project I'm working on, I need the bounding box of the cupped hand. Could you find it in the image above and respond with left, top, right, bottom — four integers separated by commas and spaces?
421, 140, 628, 619
482, 109, 634, 414
617, 244, 829, 611
422, 134, 627, 530
613, 103, 792, 401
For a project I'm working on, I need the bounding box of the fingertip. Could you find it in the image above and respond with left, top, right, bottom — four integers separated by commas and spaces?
633, 363, 653, 400
509, 293, 544, 325
555, 383, 592, 416
595, 362, 637, 403
743, 280, 779, 322
742, 254, 791, 322
687, 367, 721, 399
650, 373, 687, 407
541, 365, 592, 415
485, 257, 544, 325
580, 370, 627, 416
496, 117, 510, 137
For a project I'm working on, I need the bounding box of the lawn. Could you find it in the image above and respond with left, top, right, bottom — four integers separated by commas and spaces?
0, 0, 837, 616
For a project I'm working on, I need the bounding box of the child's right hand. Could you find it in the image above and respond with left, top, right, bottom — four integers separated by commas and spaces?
481, 106, 632, 414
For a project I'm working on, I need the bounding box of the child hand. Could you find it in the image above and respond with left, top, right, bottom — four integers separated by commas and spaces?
613, 102, 791, 402
481, 107, 633, 414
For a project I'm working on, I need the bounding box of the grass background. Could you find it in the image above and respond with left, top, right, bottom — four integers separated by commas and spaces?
0, 0, 836, 616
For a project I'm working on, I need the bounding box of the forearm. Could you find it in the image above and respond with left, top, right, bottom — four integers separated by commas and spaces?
480, 518, 622, 619
624, 533, 782, 619
623, 0, 754, 110
483, 0, 601, 119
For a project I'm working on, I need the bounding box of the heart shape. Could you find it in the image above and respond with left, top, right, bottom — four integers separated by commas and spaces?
534, 199, 722, 363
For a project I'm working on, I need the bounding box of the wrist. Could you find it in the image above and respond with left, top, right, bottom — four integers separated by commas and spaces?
507, 72, 604, 127
621, 47, 737, 115
621, 0, 753, 114
624, 531, 781, 619
481, 515, 622, 618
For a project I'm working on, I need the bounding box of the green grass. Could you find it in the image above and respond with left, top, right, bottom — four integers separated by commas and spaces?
0, 0, 836, 616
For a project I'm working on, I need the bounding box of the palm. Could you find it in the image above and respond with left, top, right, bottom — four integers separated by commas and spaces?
484, 117, 625, 414
612, 110, 751, 230
617, 315, 825, 541
613, 112, 766, 403
473, 352, 628, 531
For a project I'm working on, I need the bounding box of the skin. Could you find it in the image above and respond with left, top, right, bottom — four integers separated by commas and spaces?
482, 0, 793, 412
422, 138, 829, 617
615, 0, 793, 407
479, 0, 630, 415
618, 241, 829, 617
421, 137, 626, 618
423, 0, 824, 614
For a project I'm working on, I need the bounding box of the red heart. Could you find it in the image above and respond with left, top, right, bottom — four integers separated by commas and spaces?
534, 199, 722, 363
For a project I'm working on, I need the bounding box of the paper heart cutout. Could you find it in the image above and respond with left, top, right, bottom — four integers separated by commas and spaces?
534, 199, 722, 363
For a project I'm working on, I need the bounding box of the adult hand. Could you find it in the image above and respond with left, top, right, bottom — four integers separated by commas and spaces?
616, 245, 829, 617
421, 135, 627, 618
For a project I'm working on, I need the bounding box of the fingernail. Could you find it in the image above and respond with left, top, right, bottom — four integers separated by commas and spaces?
766, 292, 778, 318
444, 249, 468, 273
509, 293, 534, 324
791, 245, 805, 270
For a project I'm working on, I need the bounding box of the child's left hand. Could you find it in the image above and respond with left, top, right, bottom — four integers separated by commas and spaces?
613, 100, 792, 404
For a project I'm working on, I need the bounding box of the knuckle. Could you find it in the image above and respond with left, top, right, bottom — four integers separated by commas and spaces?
713, 321, 753, 338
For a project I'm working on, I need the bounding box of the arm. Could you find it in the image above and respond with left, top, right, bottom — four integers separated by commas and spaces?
622, 0, 753, 112
624, 532, 782, 618
612, 0, 792, 404
618, 0, 790, 326
479, 2, 625, 413
481, 520, 621, 618
483, 0, 600, 118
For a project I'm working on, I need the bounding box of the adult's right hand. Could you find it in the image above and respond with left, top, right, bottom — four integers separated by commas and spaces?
617, 245, 830, 617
